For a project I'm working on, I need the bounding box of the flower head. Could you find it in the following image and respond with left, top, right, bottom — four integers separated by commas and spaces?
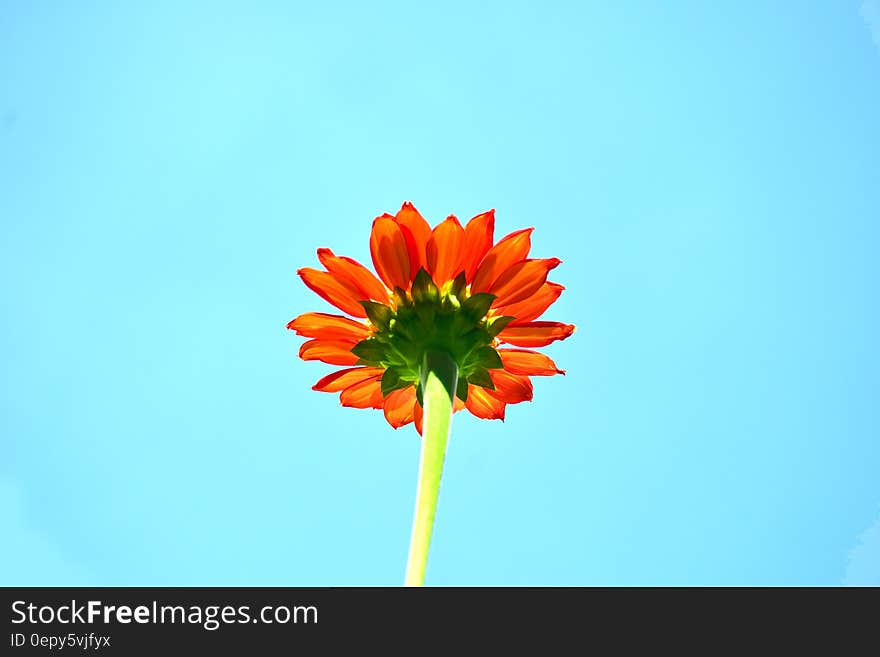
288, 202, 574, 432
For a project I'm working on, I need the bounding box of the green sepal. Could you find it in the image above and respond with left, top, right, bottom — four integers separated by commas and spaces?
360, 301, 393, 330
381, 367, 411, 396
456, 376, 469, 402
454, 328, 488, 356
467, 367, 495, 390
449, 271, 467, 299
393, 286, 412, 308
472, 345, 503, 370
411, 268, 440, 305
486, 315, 516, 338
391, 308, 417, 341
351, 339, 387, 364
461, 292, 495, 320
451, 311, 477, 337
387, 333, 419, 366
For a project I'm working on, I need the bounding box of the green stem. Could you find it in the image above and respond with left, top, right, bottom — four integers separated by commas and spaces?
404, 350, 458, 587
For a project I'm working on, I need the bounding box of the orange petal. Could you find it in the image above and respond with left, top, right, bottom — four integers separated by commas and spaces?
298, 268, 367, 318
465, 384, 506, 420
287, 312, 371, 341
426, 215, 464, 286
489, 258, 562, 308
312, 366, 385, 392
317, 248, 390, 304
370, 216, 411, 291
394, 202, 431, 276
494, 282, 565, 324
413, 400, 423, 435
383, 386, 417, 428
498, 349, 565, 376
453, 396, 466, 413
471, 228, 533, 293
497, 321, 575, 348
298, 339, 360, 365
487, 369, 533, 404
339, 377, 385, 409
461, 210, 495, 282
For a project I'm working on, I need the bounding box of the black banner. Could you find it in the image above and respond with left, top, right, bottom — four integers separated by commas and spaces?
0, 586, 871, 653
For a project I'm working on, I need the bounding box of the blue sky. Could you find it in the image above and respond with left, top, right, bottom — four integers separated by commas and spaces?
2, 1, 878, 585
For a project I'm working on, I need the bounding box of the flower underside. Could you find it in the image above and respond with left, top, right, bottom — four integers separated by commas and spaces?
288, 202, 575, 432
355, 268, 513, 405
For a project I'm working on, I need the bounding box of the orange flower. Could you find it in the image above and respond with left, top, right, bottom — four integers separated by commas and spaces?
288, 202, 574, 432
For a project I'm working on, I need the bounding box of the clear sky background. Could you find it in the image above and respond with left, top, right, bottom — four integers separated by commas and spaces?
2, 1, 878, 586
